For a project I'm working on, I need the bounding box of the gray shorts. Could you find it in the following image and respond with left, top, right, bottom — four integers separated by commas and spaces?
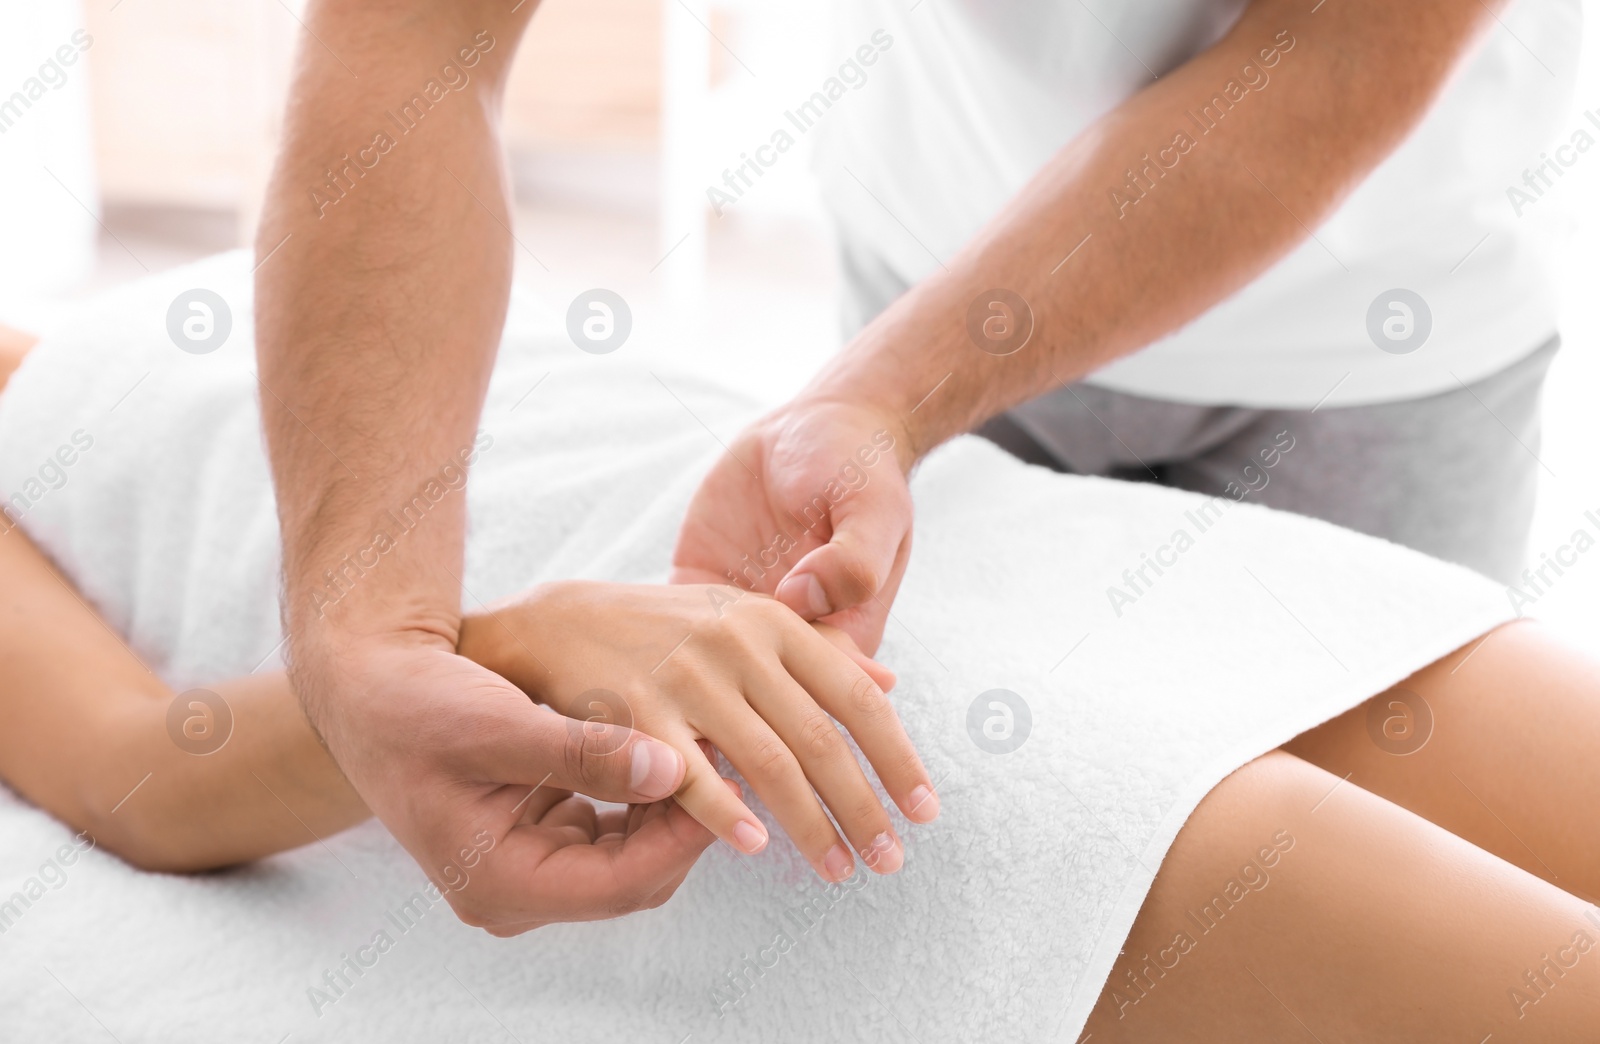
839, 238, 1558, 586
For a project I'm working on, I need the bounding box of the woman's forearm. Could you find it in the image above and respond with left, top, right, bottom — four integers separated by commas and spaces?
83, 674, 369, 873
0, 511, 365, 871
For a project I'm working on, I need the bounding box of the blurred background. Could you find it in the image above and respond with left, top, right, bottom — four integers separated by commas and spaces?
1, 0, 1598, 645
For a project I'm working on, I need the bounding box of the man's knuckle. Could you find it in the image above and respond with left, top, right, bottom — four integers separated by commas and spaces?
838, 558, 881, 600
564, 729, 613, 788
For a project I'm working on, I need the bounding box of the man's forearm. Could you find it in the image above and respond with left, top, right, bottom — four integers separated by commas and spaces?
255, 1, 536, 656
807, 0, 1499, 461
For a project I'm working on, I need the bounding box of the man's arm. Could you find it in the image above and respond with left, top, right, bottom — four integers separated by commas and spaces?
257, 0, 523, 668
675, 0, 1505, 645
255, 0, 709, 930
810, 0, 1499, 455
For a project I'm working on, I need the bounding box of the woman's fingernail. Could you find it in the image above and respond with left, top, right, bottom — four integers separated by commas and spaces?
630, 742, 682, 801
823, 844, 855, 882
861, 831, 904, 874
733, 820, 768, 855
907, 784, 940, 822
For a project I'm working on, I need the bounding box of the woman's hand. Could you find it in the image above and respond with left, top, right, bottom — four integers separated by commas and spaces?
459, 581, 939, 883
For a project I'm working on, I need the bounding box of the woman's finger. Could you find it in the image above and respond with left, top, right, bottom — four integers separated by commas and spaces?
785, 622, 939, 828
696, 706, 856, 883
744, 660, 900, 877
813, 620, 896, 691
652, 722, 772, 858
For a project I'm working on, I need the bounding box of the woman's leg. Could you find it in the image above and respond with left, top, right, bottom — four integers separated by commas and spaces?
1286, 620, 1600, 901
1083, 750, 1600, 1041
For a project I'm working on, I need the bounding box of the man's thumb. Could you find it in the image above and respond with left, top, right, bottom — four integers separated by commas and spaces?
511, 709, 686, 803
774, 498, 905, 621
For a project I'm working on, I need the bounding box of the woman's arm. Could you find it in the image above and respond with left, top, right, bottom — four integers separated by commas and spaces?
0, 518, 367, 872
0, 506, 922, 881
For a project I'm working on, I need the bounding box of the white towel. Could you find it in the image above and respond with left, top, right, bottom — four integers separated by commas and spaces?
0, 253, 1514, 1043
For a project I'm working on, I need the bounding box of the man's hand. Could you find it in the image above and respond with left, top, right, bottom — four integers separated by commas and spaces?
298, 630, 710, 935
670, 398, 914, 656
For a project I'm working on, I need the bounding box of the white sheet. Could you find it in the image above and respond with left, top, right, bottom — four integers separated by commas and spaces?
0, 253, 1514, 1042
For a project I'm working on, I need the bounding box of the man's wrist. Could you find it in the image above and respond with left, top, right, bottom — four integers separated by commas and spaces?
804, 278, 987, 465
285, 589, 465, 666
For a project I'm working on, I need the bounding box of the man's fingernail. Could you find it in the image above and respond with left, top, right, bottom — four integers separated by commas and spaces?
774, 576, 825, 614
823, 844, 855, 882
630, 742, 681, 801
803, 574, 832, 616
907, 784, 940, 822
779, 572, 831, 618
733, 820, 768, 854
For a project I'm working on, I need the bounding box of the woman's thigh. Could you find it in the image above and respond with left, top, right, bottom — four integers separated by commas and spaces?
1083, 749, 1600, 1041
1287, 620, 1600, 901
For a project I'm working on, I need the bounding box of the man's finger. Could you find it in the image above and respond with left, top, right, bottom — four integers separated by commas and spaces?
774, 489, 909, 622
817, 529, 910, 655
453, 800, 715, 932
466, 697, 686, 805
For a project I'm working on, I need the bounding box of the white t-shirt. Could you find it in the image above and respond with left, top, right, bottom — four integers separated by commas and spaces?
814, 0, 1583, 407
